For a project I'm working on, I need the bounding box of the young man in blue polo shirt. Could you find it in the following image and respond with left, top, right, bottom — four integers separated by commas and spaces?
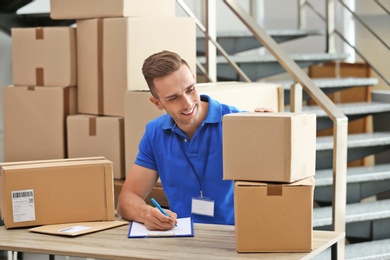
117, 50, 268, 231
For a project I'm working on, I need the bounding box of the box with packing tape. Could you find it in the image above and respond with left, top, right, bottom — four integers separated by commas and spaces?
67, 115, 125, 180
0, 157, 115, 229
223, 112, 316, 182
12, 27, 76, 87
234, 176, 315, 252
77, 16, 196, 116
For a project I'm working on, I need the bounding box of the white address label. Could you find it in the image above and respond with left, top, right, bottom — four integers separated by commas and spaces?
12, 189, 36, 223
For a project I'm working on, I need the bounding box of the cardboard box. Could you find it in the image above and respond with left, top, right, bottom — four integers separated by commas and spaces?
124, 91, 165, 174
124, 82, 283, 175
50, 0, 176, 19
67, 115, 125, 179
2, 86, 77, 162
234, 177, 314, 252
12, 27, 76, 87
197, 82, 284, 112
77, 17, 196, 116
0, 157, 115, 229
223, 112, 316, 182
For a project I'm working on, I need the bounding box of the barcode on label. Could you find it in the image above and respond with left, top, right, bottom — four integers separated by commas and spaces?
12, 190, 34, 199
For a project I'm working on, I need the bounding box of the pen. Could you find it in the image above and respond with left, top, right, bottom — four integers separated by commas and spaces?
151, 198, 178, 227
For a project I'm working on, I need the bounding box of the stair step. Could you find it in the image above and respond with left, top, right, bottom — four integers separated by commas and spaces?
317, 132, 390, 151
313, 199, 390, 228
316, 132, 390, 169
197, 52, 350, 80
314, 164, 390, 203
0, 0, 33, 13
344, 239, 390, 259
313, 238, 390, 260
302, 101, 390, 131
196, 29, 323, 55
316, 164, 390, 187
304, 101, 390, 118
282, 77, 379, 104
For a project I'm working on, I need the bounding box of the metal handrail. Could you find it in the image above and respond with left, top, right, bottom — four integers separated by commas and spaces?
334, 0, 390, 87
375, 0, 390, 15
300, 0, 390, 88
335, 30, 390, 86
338, 0, 390, 51
176, 0, 251, 83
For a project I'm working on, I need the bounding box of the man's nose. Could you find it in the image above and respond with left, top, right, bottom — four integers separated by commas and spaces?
182, 94, 191, 107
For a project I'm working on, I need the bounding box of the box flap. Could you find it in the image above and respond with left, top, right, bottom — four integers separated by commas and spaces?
224, 111, 316, 118
235, 176, 315, 187
0, 157, 108, 171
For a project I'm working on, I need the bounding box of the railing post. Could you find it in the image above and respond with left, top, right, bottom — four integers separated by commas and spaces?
298, 0, 307, 29
326, 0, 337, 53
290, 82, 303, 113
332, 120, 348, 260
205, 0, 217, 82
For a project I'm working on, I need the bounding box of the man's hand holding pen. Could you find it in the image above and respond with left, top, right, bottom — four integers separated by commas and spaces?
143, 198, 178, 231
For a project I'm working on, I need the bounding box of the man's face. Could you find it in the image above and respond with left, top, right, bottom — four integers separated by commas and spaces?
150, 64, 201, 129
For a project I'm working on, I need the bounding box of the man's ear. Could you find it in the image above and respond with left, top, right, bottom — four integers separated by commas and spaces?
149, 96, 164, 110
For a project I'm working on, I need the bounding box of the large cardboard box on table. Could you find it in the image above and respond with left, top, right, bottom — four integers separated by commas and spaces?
124, 82, 283, 175
223, 112, 316, 182
50, 0, 176, 19
0, 157, 115, 229
77, 17, 196, 116
234, 177, 315, 252
2, 86, 77, 162
67, 115, 125, 179
12, 27, 76, 87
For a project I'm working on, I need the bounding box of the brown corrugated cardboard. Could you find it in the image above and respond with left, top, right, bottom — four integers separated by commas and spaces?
234, 177, 314, 252
2, 86, 77, 162
124, 82, 283, 175
50, 0, 175, 19
198, 82, 284, 112
77, 17, 196, 116
67, 115, 125, 179
12, 27, 76, 87
223, 112, 316, 182
0, 157, 115, 229
29, 220, 128, 237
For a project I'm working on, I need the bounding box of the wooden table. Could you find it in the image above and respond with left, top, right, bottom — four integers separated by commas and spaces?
0, 223, 344, 260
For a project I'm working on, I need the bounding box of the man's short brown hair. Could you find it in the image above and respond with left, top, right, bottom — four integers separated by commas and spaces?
142, 50, 191, 98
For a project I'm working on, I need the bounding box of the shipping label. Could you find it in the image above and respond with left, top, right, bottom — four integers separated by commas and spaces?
11, 189, 36, 222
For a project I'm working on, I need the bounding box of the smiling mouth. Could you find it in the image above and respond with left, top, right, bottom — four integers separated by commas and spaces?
182, 104, 196, 115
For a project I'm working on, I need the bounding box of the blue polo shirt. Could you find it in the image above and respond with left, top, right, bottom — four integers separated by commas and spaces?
135, 95, 240, 225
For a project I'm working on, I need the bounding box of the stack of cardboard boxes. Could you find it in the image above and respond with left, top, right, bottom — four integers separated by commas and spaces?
1, 0, 196, 228
223, 112, 317, 252
3, 0, 196, 181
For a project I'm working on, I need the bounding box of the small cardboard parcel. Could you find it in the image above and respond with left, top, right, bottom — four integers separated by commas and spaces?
0, 157, 115, 229
223, 112, 317, 182
234, 176, 315, 252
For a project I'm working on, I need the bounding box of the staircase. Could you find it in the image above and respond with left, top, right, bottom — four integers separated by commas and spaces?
194, 1, 390, 259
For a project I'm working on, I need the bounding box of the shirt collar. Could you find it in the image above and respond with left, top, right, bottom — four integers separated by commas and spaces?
161, 94, 222, 130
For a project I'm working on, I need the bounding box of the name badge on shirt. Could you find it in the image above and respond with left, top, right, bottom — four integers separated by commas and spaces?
191, 197, 215, 217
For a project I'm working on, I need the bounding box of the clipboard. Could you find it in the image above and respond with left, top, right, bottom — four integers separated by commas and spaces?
29, 220, 129, 237
128, 217, 194, 238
